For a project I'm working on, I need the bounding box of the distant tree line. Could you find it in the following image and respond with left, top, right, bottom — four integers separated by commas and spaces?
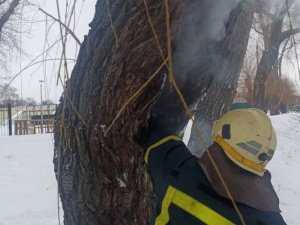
0, 83, 55, 107
236, 53, 300, 114
236, 70, 299, 114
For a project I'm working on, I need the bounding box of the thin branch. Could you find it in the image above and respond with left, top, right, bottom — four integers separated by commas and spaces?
6, 32, 71, 85
7, 58, 76, 87
63, 0, 78, 81
39, 8, 81, 46
55, 0, 68, 86
252, 25, 264, 35
106, 0, 119, 47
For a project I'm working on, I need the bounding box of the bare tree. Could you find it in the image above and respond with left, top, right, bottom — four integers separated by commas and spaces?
25, 97, 36, 106
236, 39, 297, 115
0, 83, 19, 104
0, 0, 21, 74
252, 0, 300, 110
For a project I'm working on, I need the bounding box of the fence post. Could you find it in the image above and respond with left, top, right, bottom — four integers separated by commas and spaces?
8, 103, 12, 136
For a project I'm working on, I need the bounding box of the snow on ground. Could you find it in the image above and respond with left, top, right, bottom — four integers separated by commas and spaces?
268, 113, 300, 225
0, 134, 62, 225
0, 113, 299, 224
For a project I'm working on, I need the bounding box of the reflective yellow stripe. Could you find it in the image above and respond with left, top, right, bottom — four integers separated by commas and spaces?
155, 186, 235, 225
173, 188, 235, 225
215, 135, 264, 172
155, 186, 176, 225
144, 135, 182, 164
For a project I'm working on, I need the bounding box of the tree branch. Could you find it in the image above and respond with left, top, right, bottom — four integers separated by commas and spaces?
280, 28, 300, 43
39, 8, 81, 46
252, 25, 264, 35
257, 0, 295, 22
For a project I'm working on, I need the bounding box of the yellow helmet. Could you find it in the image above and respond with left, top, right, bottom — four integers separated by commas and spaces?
211, 108, 277, 176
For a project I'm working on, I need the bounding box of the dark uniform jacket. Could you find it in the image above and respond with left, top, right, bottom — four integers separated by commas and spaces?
145, 117, 286, 225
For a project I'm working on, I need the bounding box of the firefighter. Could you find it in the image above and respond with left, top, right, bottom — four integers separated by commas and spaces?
145, 108, 286, 225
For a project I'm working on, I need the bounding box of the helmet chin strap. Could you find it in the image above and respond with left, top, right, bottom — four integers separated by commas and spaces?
215, 135, 265, 173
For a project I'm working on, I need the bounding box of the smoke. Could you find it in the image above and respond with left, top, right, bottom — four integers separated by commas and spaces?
170, 0, 243, 153
185, 116, 213, 156
175, 0, 241, 40
257, 0, 299, 23
172, 0, 241, 84
203, 0, 241, 40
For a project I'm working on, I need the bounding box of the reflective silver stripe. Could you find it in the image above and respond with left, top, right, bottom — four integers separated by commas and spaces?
237, 142, 259, 155
247, 140, 262, 150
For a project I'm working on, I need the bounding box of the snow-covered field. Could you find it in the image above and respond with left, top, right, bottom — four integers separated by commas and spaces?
0, 134, 62, 225
0, 113, 299, 224
267, 113, 300, 224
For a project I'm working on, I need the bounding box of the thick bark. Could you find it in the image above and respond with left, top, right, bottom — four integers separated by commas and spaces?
54, 1, 175, 224
54, 0, 254, 224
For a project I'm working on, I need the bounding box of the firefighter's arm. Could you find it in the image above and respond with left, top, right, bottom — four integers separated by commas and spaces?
144, 116, 194, 184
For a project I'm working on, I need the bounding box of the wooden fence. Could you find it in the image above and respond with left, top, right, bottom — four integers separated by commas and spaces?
14, 119, 55, 135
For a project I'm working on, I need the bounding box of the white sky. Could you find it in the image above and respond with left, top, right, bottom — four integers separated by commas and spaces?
9, 0, 97, 104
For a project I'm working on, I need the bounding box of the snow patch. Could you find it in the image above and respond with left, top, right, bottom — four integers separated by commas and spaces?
116, 177, 126, 188
100, 125, 106, 132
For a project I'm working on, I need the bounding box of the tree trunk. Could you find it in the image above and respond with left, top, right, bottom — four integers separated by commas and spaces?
187, 1, 255, 155
54, 0, 255, 224
279, 104, 287, 114
269, 97, 280, 115
54, 1, 169, 224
